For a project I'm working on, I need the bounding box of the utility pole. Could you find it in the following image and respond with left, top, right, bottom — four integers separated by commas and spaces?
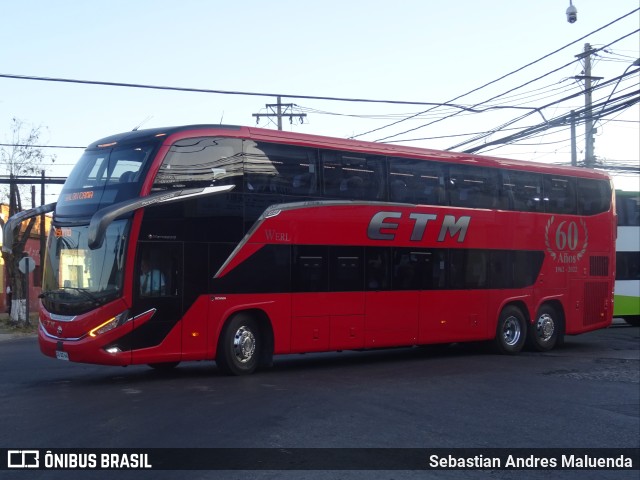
574, 43, 602, 168
40, 171, 46, 286
570, 110, 577, 167
252, 96, 307, 130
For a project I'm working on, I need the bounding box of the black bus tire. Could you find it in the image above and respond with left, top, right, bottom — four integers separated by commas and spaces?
217, 314, 260, 376
527, 304, 562, 352
494, 305, 527, 354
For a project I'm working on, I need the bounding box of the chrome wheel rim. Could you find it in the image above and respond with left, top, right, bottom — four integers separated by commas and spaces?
503, 316, 522, 346
536, 313, 555, 342
232, 326, 256, 364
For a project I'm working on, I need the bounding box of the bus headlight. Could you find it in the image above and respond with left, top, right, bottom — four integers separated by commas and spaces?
89, 310, 130, 337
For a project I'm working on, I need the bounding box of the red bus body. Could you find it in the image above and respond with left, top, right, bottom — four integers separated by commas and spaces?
20, 125, 615, 374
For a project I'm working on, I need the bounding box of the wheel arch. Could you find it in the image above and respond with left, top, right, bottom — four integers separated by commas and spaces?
215, 308, 274, 368
534, 298, 566, 336
495, 298, 531, 329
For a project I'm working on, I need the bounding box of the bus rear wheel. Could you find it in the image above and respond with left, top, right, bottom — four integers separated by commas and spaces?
217, 314, 260, 376
494, 306, 527, 354
527, 305, 562, 352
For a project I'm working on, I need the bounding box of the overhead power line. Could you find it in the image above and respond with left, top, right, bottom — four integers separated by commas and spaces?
375, 28, 640, 143
448, 61, 640, 154
349, 7, 640, 141
0, 143, 84, 149
0, 72, 542, 110
462, 89, 640, 155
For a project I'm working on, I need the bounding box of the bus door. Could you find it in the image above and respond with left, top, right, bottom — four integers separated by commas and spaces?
131, 242, 183, 363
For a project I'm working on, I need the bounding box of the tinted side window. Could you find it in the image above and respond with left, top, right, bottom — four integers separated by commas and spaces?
392, 248, 423, 290
388, 158, 447, 205
449, 165, 500, 209
153, 137, 243, 191
578, 178, 611, 216
450, 249, 487, 289
366, 248, 391, 290
544, 175, 577, 214
244, 141, 318, 196
512, 251, 544, 288
503, 170, 544, 212
330, 247, 364, 291
391, 248, 447, 290
213, 245, 291, 293
293, 246, 328, 292
486, 251, 511, 289
322, 152, 386, 201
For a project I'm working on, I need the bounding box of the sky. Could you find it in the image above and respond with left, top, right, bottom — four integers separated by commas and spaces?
0, 0, 638, 204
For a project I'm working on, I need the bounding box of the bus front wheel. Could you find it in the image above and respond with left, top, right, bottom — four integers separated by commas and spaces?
527, 305, 562, 352
494, 306, 527, 354
217, 314, 260, 376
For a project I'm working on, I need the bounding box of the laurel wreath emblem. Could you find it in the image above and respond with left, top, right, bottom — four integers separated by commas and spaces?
576, 218, 588, 260
544, 215, 589, 261
545, 216, 557, 260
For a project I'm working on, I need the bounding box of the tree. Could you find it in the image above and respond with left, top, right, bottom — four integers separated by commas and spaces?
0, 118, 55, 325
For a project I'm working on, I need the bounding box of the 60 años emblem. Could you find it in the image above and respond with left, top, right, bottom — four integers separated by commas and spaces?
545, 216, 588, 265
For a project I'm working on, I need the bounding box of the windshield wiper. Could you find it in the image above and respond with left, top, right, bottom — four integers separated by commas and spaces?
39, 287, 102, 306
65, 287, 103, 306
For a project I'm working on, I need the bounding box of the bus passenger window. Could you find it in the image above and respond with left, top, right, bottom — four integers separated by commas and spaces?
503, 170, 544, 213
244, 142, 319, 197
544, 176, 577, 214
449, 165, 499, 209
392, 249, 422, 290
154, 137, 243, 191
322, 152, 386, 201
578, 178, 611, 216
388, 157, 447, 205
366, 248, 391, 290
329, 247, 364, 291
293, 246, 328, 292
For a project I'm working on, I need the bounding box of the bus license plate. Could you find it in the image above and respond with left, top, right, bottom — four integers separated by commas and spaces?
56, 351, 69, 361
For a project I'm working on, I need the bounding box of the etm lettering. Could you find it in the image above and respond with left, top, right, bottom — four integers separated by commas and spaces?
367, 211, 471, 243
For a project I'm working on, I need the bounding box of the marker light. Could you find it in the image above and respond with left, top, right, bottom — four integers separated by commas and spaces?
89, 310, 130, 337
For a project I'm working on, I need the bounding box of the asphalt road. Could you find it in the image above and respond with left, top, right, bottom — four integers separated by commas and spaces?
0, 323, 638, 480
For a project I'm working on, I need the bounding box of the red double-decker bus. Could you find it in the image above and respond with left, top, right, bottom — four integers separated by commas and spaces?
4, 125, 616, 375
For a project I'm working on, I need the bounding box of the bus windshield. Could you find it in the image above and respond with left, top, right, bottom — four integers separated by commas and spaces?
55, 142, 158, 218
41, 219, 130, 316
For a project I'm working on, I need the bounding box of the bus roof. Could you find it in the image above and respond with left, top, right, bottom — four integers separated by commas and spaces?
87, 124, 611, 181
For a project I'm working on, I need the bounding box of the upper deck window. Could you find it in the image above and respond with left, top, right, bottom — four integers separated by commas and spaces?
543, 176, 577, 214
153, 137, 243, 191
388, 157, 447, 205
244, 141, 318, 196
578, 178, 612, 216
449, 165, 500, 209
322, 151, 386, 201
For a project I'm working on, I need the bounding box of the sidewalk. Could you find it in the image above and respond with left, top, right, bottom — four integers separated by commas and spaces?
0, 313, 38, 342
